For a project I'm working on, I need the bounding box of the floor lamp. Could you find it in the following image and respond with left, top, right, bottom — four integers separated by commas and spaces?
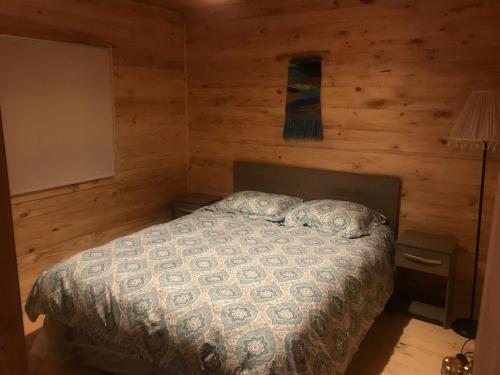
448, 90, 500, 339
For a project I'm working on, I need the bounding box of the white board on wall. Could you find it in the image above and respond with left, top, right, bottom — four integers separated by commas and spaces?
0, 35, 115, 196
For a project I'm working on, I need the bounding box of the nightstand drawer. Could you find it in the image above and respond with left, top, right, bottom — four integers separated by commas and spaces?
396, 246, 450, 277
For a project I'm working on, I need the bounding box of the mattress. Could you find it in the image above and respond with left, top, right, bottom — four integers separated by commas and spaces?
26, 208, 394, 374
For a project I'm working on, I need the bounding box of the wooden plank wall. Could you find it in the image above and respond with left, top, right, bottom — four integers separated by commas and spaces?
0, 113, 28, 374
186, 0, 500, 316
0, 0, 188, 328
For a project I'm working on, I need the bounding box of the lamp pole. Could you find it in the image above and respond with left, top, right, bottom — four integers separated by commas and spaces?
470, 141, 487, 318
452, 140, 487, 339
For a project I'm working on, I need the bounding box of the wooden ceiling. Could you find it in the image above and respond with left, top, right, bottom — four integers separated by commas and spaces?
132, 0, 243, 14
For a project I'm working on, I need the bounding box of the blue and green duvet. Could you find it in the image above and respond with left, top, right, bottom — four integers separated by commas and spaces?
26, 209, 393, 374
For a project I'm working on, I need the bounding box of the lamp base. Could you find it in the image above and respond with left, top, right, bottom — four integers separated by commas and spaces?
451, 318, 478, 339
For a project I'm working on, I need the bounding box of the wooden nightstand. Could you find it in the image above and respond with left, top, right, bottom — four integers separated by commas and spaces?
394, 230, 457, 328
174, 193, 222, 219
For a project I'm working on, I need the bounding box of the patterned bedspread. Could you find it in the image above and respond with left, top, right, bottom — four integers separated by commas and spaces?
26, 209, 394, 374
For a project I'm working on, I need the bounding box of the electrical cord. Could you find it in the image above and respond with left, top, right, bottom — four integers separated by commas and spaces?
461, 338, 473, 354
456, 339, 474, 366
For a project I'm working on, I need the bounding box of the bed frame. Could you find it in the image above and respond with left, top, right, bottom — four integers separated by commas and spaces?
234, 161, 402, 238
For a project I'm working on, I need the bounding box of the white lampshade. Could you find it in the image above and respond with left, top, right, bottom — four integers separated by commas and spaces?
449, 91, 500, 151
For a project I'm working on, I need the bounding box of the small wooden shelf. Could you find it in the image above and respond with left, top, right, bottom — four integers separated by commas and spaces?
408, 301, 446, 323
173, 193, 222, 219
393, 230, 457, 328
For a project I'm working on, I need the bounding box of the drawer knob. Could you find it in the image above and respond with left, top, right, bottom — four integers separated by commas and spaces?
402, 253, 443, 266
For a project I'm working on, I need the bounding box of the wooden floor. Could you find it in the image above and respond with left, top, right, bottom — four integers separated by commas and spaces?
25, 311, 466, 375
346, 312, 466, 375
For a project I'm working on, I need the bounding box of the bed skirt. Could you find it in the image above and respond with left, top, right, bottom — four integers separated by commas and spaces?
31, 317, 167, 375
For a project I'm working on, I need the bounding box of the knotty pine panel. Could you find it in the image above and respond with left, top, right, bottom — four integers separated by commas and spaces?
186, 0, 500, 316
0, 0, 188, 311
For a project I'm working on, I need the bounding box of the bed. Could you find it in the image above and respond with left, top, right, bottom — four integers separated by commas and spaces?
26, 161, 401, 374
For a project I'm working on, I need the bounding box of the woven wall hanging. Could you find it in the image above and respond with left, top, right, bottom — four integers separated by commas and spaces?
283, 56, 323, 140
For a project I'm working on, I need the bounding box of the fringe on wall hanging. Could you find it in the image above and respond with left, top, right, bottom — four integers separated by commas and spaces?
283, 56, 323, 140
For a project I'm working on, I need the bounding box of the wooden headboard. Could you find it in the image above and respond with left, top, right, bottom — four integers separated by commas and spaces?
234, 161, 402, 237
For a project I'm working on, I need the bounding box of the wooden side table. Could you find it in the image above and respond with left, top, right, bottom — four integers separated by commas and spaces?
173, 193, 222, 219
394, 230, 457, 328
